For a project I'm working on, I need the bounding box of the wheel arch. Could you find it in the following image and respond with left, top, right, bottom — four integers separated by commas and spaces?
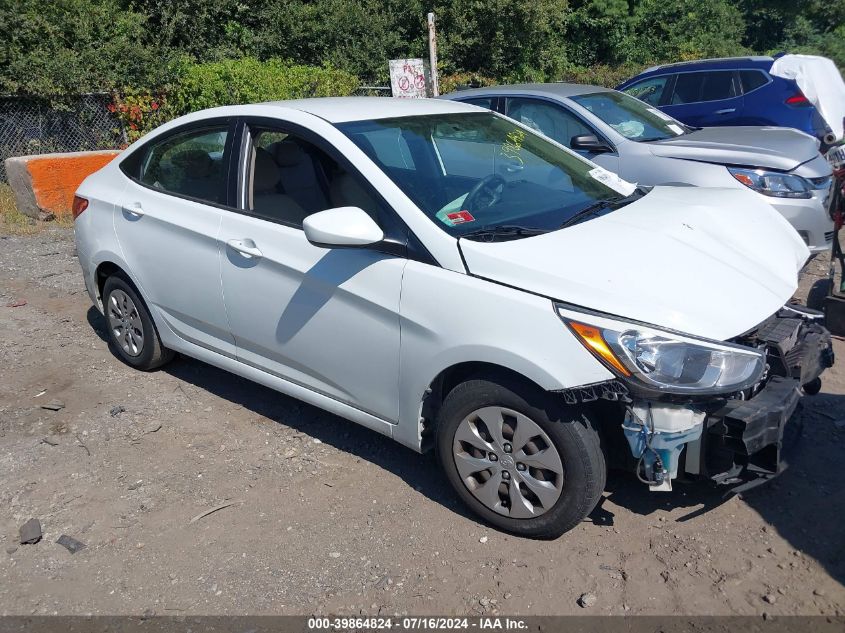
93, 256, 145, 300
416, 361, 554, 453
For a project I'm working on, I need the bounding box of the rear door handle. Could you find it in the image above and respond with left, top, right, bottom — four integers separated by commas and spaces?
121, 202, 145, 217
226, 238, 263, 259
714, 108, 736, 115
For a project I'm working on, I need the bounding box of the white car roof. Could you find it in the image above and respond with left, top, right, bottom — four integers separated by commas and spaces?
260, 96, 482, 123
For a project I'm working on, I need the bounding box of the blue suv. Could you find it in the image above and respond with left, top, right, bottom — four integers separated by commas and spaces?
617, 55, 831, 143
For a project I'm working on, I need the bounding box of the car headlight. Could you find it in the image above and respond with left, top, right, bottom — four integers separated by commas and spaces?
559, 308, 765, 394
728, 167, 812, 199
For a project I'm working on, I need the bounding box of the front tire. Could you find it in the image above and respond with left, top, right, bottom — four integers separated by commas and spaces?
102, 274, 174, 371
436, 377, 605, 539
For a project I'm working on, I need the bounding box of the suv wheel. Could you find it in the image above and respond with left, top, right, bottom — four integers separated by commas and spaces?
436, 377, 605, 539
102, 274, 174, 371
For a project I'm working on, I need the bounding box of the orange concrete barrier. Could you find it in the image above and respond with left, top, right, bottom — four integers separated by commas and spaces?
4, 150, 120, 220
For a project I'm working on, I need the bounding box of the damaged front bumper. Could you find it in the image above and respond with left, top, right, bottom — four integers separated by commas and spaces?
626, 307, 834, 492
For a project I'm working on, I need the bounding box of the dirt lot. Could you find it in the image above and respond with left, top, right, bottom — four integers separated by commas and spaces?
0, 226, 843, 617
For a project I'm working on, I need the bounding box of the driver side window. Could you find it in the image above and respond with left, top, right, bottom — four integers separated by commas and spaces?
246, 126, 383, 228
504, 98, 594, 149
623, 76, 669, 106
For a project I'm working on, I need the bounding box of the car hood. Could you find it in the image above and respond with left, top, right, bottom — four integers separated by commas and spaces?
646, 126, 819, 172
459, 186, 809, 341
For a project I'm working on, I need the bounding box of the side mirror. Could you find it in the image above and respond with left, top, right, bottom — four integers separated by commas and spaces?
571, 134, 613, 153
303, 207, 384, 248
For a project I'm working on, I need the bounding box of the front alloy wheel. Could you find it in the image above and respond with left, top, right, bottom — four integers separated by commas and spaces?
453, 406, 564, 518
437, 377, 605, 539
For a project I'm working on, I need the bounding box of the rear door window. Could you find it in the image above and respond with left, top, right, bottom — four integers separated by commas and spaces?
671, 71, 737, 104
139, 127, 229, 204
700, 71, 737, 101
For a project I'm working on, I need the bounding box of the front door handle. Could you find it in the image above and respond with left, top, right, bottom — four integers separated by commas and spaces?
121, 202, 145, 217
226, 238, 263, 259
714, 108, 736, 115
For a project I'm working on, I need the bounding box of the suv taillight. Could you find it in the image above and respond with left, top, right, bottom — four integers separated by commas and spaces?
72, 195, 89, 220
785, 91, 811, 107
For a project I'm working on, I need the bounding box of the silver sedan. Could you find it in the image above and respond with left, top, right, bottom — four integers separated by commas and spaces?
445, 83, 834, 254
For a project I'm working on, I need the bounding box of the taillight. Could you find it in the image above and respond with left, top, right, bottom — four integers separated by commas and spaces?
72, 195, 89, 220
785, 92, 811, 107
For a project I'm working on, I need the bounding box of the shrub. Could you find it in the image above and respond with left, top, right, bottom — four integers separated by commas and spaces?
166, 58, 360, 116
556, 63, 649, 88
108, 91, 169, 144
439, 72, 497, 94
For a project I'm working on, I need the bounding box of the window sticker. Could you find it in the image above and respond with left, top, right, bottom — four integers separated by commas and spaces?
588, 167, 637, 196
500, 128, 526, 166
445, 210, 476, 225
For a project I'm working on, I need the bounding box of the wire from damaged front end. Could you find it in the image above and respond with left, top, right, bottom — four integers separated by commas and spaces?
629, 404, 666, 486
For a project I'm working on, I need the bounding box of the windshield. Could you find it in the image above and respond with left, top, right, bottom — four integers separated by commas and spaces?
570, 91, 688, 142
337, 112, 636, 238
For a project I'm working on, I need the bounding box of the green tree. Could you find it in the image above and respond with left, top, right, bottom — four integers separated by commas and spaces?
434, 0, 570, 81
566, 0, 631, 67
628, 0, 746, 64
127, 0, 262, 62
0, 0, 174, 95
256, 0, 427, 82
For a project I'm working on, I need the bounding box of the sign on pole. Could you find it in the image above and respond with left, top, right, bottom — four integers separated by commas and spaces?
389, 59, 427, 98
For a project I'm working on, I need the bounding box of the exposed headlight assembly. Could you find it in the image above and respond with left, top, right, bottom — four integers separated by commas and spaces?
558, 306, 765, 395
728, 167, 812, 199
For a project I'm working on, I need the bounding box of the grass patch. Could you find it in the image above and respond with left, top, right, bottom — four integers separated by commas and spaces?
0, 183, 74, 234
0, 183, 39, 235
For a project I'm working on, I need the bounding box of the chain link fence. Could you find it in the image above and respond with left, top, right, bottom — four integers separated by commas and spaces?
353, 85, 391, 96
0, 94, 125, 182
0, 88, 395, 183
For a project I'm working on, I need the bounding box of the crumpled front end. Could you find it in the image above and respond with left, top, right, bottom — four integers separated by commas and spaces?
557, 302, 834, 493
625, 305, 833, 492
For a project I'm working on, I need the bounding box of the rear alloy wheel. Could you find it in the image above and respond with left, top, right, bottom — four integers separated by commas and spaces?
437, 378, 605, 539
102, 274, 174, 371
107, 288, 145, 357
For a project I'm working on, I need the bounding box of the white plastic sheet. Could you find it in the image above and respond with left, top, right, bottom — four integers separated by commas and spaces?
770, 54, 845, 142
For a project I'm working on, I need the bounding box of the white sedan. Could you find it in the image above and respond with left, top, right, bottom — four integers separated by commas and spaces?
73, 97, 832, 538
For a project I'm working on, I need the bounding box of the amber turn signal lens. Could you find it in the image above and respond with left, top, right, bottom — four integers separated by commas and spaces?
72, 195, 89, 220
569, 321, 631, 376
730, 172, 755, 188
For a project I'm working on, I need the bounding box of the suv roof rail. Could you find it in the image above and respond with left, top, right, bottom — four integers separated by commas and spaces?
641, 55, 775, 74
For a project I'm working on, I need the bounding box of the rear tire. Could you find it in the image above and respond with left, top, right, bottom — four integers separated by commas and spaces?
102, 274, 174, 371
436, 377, 606, 539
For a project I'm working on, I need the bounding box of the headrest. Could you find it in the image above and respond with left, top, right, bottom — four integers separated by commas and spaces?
270, 141, 305, 167
253, 148, 280, 192
170, 149, 213, 176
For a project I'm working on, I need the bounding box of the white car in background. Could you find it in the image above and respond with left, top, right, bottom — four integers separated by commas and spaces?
73, 98, 833, 538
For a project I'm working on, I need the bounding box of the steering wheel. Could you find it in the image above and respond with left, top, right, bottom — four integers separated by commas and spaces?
464, 174, 505, 213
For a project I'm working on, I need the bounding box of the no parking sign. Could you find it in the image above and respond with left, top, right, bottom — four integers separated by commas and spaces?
389, 59, 428, 98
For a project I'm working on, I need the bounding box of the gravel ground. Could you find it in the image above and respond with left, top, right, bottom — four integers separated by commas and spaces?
0, 226, 843, 616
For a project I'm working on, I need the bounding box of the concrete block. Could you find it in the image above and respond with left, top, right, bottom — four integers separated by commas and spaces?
4, 150, 121, 220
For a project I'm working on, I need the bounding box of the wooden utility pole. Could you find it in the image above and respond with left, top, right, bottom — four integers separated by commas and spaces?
427, 12, 439, 97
